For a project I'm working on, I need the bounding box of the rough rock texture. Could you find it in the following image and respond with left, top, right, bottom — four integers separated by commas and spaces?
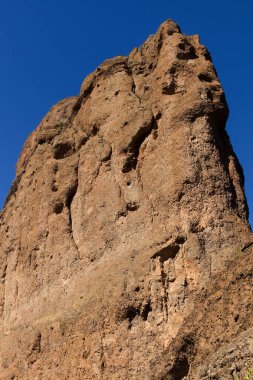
0, 20, 252, 379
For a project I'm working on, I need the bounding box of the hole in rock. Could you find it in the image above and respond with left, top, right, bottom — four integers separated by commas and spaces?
153, 130, 158, 140
177, 42, 197, 60
166, 335, 194, 380
175, 236, 186, 245
51, 183, 58, 192
125, 306, 140, 323
169, 357, 190, 380
92, 125, 99, 136
152, 244, 180, 263
38, 138, 46, 145
169, 66, 177, 75
198, 72, 213, 82
53, 164, 58, 174
79, 135, 88, 148
53, 142, 73, 160
155, 112, 162, 120
162, 81, 176, 95
127, 202, 139, 211
206, 90, 213, 101
178, 42, 186, 51
53, 202, 64, 214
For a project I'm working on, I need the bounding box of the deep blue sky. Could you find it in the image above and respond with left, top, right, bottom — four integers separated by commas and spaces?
0, 0, 252, 226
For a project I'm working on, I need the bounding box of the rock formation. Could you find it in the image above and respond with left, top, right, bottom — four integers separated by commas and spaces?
0, 20, 252, 379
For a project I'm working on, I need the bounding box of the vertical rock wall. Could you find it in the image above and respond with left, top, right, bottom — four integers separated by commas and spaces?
0, 20, 251, 379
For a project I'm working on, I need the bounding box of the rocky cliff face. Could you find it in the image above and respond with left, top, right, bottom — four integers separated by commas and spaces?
0, 20, 252, 379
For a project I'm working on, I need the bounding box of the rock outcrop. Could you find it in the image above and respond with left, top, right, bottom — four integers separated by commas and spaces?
0, 20, 252, 379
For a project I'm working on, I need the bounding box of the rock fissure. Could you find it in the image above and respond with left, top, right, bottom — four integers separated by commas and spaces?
122, 115, 157, 174
65, 155, 80, 257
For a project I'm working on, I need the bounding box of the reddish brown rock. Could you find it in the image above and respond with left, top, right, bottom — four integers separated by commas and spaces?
0, 20, 252, 379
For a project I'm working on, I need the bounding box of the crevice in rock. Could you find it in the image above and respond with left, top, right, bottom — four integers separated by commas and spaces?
99, 322, 106, 374
30, 332, 42, 354
150, 237, 186, 320
66, 181, 78, 223
0, 263, 7, 280
65, 159, 80, 256
71, 82, 94, 119
157, 32, 164, 54
241, 241, 253, 252
122, 117, 158, 173
141, 300, 152, 321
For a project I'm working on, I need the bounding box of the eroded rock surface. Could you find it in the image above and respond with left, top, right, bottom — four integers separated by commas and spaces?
0, 20, 252, 379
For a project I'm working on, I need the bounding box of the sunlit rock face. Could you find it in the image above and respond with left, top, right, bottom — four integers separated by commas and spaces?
0, 19, 252, 379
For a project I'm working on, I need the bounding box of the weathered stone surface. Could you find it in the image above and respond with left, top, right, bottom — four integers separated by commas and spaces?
0, 19, 252, 379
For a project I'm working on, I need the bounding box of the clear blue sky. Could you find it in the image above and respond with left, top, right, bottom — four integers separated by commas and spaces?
0, 0, 252, 227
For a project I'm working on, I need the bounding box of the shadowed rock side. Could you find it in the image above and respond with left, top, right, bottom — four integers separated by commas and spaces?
0, 20, 252, 379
